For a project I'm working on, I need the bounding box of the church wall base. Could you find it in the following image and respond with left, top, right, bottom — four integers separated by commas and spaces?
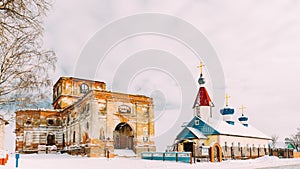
87, 146, 103, 158
135, 145, 156, 157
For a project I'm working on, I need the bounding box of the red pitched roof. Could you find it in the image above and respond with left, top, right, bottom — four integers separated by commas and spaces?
193, 87, 214, 108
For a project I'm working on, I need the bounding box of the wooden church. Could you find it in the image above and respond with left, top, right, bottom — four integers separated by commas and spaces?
174, 63, 271, 162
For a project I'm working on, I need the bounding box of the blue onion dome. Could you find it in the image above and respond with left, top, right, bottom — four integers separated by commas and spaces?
238, 114, 248, 122
220, 107, 234, 115
238, 114, 249, 127
198, 74, 205, 85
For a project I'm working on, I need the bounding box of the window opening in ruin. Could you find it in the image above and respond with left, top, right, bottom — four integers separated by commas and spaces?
80, 83, 89, 93
25, 119, 31, 126
73, 131, 76, 143
47, 119, 54, 126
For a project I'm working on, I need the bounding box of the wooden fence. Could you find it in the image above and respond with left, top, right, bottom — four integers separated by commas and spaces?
141, 152, 192, 164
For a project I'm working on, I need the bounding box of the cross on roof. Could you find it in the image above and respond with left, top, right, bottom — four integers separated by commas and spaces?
239, 104, 246, 114
197, 61, 205, 75
225, 93, 231, 107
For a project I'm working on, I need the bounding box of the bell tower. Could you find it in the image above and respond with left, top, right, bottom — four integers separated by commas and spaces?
193, 62, 214, 121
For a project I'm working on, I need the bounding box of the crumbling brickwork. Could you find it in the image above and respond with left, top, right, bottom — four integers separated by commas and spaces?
15, 77, 156, 156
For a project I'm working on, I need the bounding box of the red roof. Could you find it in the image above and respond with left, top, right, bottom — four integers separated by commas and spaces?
193, 87, 213, 108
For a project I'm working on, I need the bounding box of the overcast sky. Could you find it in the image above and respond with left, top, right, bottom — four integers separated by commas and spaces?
6, 0, 300, 152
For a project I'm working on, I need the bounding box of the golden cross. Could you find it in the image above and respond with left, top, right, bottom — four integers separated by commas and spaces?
239, 104, 246, 114
225, 93, 230, 107
197, 61, 205, 74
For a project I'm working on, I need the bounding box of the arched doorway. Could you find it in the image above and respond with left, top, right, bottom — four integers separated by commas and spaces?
114, 123, 134, 149
210, 143, 222, 162
47, 133, 55, 146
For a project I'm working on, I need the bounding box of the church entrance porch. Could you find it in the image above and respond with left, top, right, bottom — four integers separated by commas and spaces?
113, 123, 134, 150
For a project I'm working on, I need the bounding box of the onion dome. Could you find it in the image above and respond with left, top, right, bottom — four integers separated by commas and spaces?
238, 114, 249, 127
198, 74, 205, 85
220, 107, 235, 125
220, 93, 234, 125
238, 104, 248, 127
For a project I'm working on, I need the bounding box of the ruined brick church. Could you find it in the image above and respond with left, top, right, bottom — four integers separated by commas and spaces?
15, 77, 156, 157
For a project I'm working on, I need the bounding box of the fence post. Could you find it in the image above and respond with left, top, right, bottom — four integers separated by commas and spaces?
15, 153, 20, 168
190, 152, 192, 164
176, 152, 178, 162
163, 153, 165, 161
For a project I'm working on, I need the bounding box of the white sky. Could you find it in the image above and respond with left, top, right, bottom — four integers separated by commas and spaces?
6, 0, 300, 152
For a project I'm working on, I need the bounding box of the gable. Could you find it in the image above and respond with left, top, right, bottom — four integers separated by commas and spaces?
176, 127, 198, 140
187, 116, 220, 135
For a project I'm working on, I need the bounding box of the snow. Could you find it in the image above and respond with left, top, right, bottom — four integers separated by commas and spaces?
16, 109, 62, 112
1, 154, 300, 169
208, 117, 271, 140
187, 127, 207, 139
114, 149, 137, 157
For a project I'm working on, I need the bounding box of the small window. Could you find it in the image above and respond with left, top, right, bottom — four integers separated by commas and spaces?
80, 83, 89, 93
238, 142, 241, 151
143, 127, 148, 136
56, 119, 62, 126
143, 137, 149, 142
86, 103, 90, 111
73, 131, 76, 143
225, 142, 228, 152
57, 85, 62, 97
25, 119, 31, 126
47, 119, 54, 126
66, 115, 70, 123
195, 120, 200, 125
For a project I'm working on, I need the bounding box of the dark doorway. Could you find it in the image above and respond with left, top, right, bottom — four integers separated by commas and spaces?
114, 123, 134, 149
47, 133, 55, 145
183, 142, 194, 156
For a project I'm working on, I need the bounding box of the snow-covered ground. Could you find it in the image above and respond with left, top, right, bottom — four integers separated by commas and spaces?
1, 154, 300, 169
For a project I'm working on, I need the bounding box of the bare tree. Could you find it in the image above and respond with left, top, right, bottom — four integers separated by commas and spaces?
0, 0, 56, 121
271, 134, 279, 149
